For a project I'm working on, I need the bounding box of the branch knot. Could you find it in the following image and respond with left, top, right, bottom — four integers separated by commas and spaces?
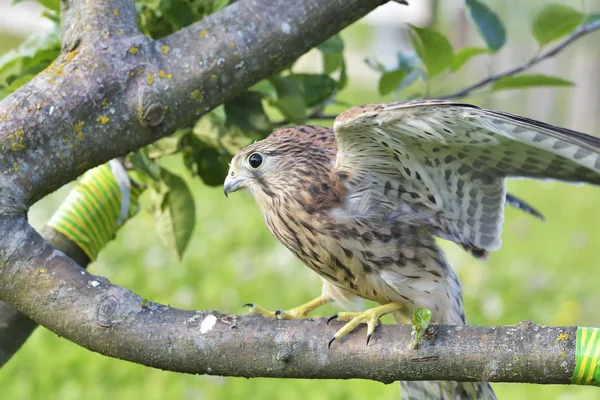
96, 295, 119, 327
137, 88, 165, 128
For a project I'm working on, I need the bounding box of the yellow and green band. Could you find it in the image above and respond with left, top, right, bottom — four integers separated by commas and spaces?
573, 327, 600, 385
47, 160, 144, 261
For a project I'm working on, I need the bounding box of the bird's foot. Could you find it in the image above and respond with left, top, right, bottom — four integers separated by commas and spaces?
327, 302, 404, 348
243, 295, 331, 320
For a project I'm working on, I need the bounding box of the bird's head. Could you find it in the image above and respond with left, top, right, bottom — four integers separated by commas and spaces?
223, 138, 283, 199
223, 126, 340, 209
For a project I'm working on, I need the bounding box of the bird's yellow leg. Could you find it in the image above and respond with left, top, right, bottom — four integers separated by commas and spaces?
244, 295, 332, 320
327, 302, 404, 347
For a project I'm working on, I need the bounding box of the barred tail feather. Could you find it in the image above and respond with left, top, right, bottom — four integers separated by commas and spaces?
400, 381, 496, 400
391, 276, 497, 400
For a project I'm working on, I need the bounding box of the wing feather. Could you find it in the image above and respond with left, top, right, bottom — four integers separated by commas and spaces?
333, 100, 600, 257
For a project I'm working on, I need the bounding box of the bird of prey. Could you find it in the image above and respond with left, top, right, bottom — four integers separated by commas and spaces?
223, 99, 600, 399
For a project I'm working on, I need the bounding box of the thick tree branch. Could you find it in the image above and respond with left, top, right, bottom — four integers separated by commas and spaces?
0, 0, 385, 208
60, 0, 138, 48
0, 217, 578, 383
439, 18, 600, 100
0, 226, 89, 365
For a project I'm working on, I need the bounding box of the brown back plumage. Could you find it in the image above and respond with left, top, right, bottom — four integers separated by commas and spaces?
269, 125, 338, 152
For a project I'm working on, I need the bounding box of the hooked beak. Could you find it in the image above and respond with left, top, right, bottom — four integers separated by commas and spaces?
224, 174, 246, 198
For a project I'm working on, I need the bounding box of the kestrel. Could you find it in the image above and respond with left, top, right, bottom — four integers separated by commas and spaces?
223, 100, 600, 399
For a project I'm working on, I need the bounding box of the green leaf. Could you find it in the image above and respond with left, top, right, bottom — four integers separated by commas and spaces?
37, 0, 60, 12
161, 0, 195, 30
410, 26, 453, 78
492, 74, 574, 91
451, 46, 489, 71
137, 0, 212, 39
0, 74, 35, 99
159, 169, 196, 260
269, 76, 307, 124
411, 308, 432, 349
531, 4, 583, 46
318, 35, 345, 74
130, 149, 161, 181
317, 35, 344, 54
249, 80, 278, 101
195, 148, 230, 186
225, 92, 272, 135
0, 30, 60, 92
183, 133, 232, 186
291, 74, 337, 107
212, 0, 230, 12
322, 52, 344, 75
0, 53, 22, 86
465, 0, 506, 52
378, 69, 406, 96
147, 136, 181, 159
210, 104, 227, 124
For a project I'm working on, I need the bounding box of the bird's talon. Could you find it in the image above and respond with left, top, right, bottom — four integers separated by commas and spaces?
242, 296, 331, 320
327, 314, 338, 325
327, 303, 404, 346
328, 337, 336, 349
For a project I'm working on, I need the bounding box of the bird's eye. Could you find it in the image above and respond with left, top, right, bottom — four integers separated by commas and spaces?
248, 152, 263, 169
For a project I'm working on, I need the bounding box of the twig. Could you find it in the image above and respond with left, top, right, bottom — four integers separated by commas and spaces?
439, 18, 600, 100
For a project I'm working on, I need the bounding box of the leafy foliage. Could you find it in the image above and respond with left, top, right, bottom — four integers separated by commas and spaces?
0, 0, 346, 258
135, 0, 230, 39
0, 28, 60, 98
368, 2, 591, 99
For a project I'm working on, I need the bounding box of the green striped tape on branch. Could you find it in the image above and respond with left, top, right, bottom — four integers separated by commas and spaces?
47, 160, 144, 261
573, 327, 600, 386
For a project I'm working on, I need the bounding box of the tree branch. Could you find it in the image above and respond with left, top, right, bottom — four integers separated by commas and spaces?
0, 0, 385, 208
60, 0, 138, 49
0, 217, 578, 383
439, 18, 600, 100
0, 226, 90, 365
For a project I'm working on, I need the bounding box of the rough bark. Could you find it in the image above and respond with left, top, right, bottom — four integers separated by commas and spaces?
0, 0, 385, 207
0, 0, 591, 387
0, 223, 578, 384
0, 227, 89, 365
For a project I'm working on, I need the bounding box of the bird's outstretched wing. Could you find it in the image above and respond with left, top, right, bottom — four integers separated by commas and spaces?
333, 99, 600, 258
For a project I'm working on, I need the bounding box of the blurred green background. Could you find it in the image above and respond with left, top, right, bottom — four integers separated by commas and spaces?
2, 1, 600, 399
